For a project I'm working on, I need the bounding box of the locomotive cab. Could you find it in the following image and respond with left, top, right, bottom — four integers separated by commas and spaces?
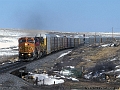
18, 37, 35, 60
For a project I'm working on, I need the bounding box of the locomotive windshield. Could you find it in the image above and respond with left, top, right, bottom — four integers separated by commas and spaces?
27, 38, 34, 43
19, 38, 35, 43
19, 39, 26, 43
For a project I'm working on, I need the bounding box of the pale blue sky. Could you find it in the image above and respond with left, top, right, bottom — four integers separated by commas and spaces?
0, 0, 120, 32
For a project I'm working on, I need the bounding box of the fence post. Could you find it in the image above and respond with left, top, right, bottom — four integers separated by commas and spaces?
43, 79, 44, 85
35, 77, 38, 85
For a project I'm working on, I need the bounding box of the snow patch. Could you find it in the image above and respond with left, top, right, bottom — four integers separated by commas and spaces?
31, 73, 64, 85
60, 69, 73, 76
116, 75, 120, 78
57, 51, 71, 59
115, 69, 120, 72
101, 44, 110, 47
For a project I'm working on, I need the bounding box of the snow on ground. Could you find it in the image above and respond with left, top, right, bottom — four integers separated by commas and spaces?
101, 44, 111, 47
0, 29, 28, 58
0, 37, 18, 49
116, 75, 120, 78
28, 68, 79, 85
57, 51, 71, 59
29, 73, 64, 85
60, 69, 73, 76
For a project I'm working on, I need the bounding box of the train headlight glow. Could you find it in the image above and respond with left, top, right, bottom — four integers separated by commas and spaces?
22, 54, 24, 56
28, 53, 31, 56
25, 43, 28, 46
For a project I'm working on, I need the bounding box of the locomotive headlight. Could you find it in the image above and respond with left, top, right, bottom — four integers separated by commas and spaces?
22, 54, 24, 56
25, 43, 28, 46
28, 53, 31, 56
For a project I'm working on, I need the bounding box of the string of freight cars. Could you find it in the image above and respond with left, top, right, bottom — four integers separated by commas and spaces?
18, 33, 119, 61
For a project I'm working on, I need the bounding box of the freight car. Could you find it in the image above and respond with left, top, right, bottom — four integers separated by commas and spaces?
18, 33, 81, 61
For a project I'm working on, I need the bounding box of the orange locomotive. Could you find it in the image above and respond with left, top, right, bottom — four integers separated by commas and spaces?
18, 37, 44, 60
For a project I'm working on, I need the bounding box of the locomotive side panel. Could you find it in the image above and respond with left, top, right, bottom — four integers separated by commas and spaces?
39, 34, 51, 54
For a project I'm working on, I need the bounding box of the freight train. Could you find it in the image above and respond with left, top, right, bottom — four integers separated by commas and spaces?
18, 33, 118, 61
18, 33, 81, 61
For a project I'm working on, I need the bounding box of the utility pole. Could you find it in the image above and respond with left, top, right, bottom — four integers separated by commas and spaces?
112, 27, 113, 41
94, 32, 96, 44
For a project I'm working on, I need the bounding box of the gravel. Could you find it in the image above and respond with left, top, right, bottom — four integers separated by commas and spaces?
26, 49, 72, 72
0, 73, 31, 90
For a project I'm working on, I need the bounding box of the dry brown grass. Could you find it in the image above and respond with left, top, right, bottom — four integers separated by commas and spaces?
85, 46, 120, 61
75, 45, 120, 69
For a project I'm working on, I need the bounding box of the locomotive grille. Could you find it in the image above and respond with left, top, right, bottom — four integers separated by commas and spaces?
20, 46, 33, 53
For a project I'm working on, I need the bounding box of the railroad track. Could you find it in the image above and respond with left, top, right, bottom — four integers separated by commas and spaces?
0, 61, 29, 74
0, 49, 73, 74
0, 55, 49, 74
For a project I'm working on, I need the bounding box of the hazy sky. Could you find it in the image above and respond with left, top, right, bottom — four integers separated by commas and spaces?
0, 0, 120, 32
